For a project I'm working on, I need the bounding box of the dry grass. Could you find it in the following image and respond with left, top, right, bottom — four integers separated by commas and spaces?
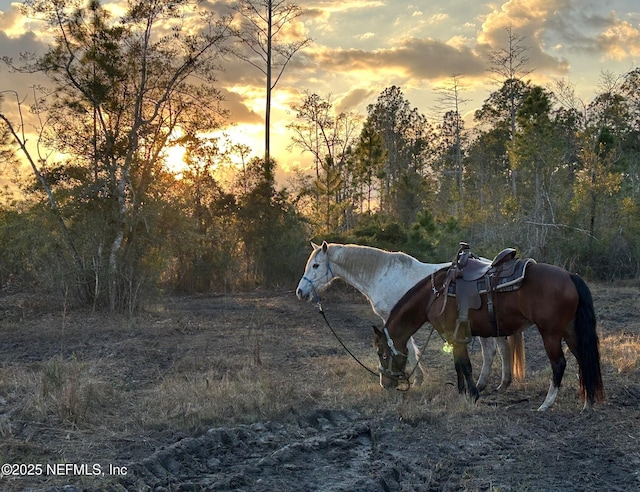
3, 321, 635, 439
1, 356, 116, 429
601, 332, 640, 374
1, 285, 639, 491
137, 366, 309, 431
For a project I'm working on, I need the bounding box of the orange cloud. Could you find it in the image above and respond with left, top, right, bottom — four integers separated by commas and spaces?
597, 19, 640, 60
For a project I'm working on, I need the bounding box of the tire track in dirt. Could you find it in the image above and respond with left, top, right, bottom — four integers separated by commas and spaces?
120, 410, 383, 491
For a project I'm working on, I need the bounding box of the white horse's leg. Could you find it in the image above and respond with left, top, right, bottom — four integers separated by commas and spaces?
407, 336, 424, 386
495, 336, 512, 391
476, 337, 496, 392
537, 382, 559, 411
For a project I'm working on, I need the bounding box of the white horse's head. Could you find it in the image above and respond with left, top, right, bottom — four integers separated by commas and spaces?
296, 241, 336, 301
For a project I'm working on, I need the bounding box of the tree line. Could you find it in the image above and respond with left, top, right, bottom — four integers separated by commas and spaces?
1, 2, 639, 312
292, 71, 640, 280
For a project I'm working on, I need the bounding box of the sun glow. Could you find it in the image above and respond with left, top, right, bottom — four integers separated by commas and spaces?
161, 124, 264, 178
163, 145, 188, 177
161, 120, 305, 182
210, 124, 263, 153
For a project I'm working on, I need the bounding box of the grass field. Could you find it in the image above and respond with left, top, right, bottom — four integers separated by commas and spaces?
1, 282, 639, 490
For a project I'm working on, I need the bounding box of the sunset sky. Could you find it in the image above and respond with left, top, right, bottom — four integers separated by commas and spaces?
1, 0, 640, 181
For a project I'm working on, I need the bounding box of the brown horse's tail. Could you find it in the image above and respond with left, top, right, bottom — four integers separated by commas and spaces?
509, 332, 526, 381
570, 274, 605, 404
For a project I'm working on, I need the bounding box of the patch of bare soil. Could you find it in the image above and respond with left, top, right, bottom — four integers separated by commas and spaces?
1, 282, 640, 491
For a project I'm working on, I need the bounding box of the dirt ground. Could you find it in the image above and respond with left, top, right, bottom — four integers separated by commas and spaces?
1, 281, 640, 491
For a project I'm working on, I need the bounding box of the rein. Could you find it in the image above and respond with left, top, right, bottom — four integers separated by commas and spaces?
317, 301, 379, 378
318, 300, 435, 389
300, 258, 379, 378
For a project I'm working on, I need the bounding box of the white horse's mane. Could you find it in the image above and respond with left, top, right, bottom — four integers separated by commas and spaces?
328, 243, 417, 285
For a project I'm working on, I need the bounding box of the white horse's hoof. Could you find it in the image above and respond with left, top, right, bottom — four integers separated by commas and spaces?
496, 379, 511, 392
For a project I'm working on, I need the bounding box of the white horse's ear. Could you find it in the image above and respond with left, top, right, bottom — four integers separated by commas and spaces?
321, 240, 328, 253
311, 241, 320, 251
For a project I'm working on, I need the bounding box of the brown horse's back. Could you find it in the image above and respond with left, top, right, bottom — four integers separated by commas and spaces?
515, 263, 578, 330
446, 262, 579, 339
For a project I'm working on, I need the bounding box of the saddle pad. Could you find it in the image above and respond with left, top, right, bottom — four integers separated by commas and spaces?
447, 258, 536, 297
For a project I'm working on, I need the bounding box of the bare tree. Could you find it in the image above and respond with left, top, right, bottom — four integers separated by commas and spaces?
0, 89, 85, 292
434, 74, 470, 206
288, 92, 360, 231
488, 27, 533, 197
232, 0, 311, 175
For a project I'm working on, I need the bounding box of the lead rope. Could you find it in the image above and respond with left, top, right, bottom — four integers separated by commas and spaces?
316, 301, 437, 387
303, 261, 378, 377
316, 302, 379, 378
307, 261, 437, 386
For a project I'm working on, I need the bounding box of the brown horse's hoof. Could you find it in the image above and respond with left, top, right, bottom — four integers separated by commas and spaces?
581, 401, 596, 413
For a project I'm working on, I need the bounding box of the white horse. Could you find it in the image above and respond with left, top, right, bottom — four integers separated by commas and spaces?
296, 241, 524, 390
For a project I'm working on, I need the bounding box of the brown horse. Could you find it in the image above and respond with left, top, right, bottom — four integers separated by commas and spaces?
373, 263, 604, 411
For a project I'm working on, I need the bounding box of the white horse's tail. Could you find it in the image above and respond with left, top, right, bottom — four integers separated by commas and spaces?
509, 332, 526, 381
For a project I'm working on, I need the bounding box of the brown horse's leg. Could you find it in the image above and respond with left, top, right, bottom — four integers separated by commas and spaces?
538, 334, 566, 411
453, 342, 479, 402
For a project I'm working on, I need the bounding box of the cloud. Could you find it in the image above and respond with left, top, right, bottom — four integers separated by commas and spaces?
0, 30, 51, 124
336, 87, 376, 113
305, 0, 385, 17
356, 32, 375, 41
219, 88, 262, 125
596, 16, 640, 60
301, 37, 486, 85
478, 0, 640, 76
304, 0, 386, 40
426, 13, 449, 24
0, 29, 46, 61
477, 0, 572, 74
0, 2, 27, 37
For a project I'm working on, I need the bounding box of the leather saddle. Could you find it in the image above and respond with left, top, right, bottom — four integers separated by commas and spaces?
444, 243, 535, 339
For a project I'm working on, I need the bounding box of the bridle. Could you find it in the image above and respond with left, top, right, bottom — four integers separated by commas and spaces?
300, 257, 334, 304
377, 326, 411, 387
377, 269, 445, 388
378, 325, 438, 390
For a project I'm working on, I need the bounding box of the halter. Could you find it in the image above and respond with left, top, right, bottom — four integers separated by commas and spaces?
378, 326, 409, 384
377, 269, 444, 387
301, 259, 334, 304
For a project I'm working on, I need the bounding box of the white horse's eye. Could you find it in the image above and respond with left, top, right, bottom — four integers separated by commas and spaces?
312, 263, 320, 269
